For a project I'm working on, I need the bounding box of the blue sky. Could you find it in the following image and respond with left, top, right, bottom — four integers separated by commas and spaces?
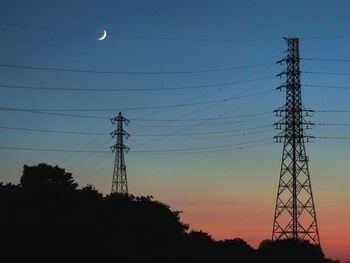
1, 1, 350, 261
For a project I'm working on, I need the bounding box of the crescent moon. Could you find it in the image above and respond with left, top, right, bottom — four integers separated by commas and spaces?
98, 30, 107, 41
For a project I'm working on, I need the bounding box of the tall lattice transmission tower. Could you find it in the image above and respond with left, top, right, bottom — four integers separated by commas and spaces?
111, 112, 130, 194
272, 38, 320, 245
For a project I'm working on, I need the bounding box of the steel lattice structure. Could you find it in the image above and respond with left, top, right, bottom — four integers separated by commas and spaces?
111, 112, 129, 194
272, 38, 320, 245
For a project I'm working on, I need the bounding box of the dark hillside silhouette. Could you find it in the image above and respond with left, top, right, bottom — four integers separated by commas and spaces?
0, 163, 340, 262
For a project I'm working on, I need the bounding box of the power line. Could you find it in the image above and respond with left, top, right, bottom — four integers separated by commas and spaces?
0, 138, 271, 154
131, 116, 273, 127
134, 87, 270, 147
0, 124, 272, 137
0, 89, 274, 112
0, 76, 273, 92
314, 110, 350, 113
0, 103, 272, 123
1, 101, 219, 112
131, 138, 271, 152
0, 135, 346, 155
5, 65, 271, 172
128, 67, 275, 126
131, 124, 272, 137
7, 122, 347, 138
126, 69, 276, 148
0, 126, 107, 136
0, 142, 273, 154
130, 111, 271, 122
0, 61, 276, 172
0, 123, 272, 137
131, 128, 273, 142
0, 21, 274, 42
315, 123, 350, 126
316, 136, 350, 140
303, 71, 350, 76
58, 126, 113, 167
0, 107, 109, 119
0, 146, 108, 153
0, 62, 274, 75
302, 58, 350, 62
0, 22, 93, 35
59, 81, 233, 172
304, 84, 350, 90
132, 141, 274, 154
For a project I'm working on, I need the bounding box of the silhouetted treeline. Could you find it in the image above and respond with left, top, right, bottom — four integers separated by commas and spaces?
0, 163, 339, 262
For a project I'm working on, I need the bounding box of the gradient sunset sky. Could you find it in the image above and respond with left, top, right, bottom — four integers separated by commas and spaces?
0, 0, 349, 262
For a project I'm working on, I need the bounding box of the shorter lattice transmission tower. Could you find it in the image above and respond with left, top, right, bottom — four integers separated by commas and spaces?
272, 37, 320, 245
111, 112, 130, 194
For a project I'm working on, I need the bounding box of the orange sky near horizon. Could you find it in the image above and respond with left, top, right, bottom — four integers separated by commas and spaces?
170, 179, 350, 263
177, 203, 350, 263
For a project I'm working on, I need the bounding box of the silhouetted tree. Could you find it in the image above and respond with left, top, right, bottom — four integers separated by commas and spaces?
185, 230, 216, 262
187, 229, 213, 243
0, 163, 342, 263
20, 163, 77, 192
258, 239, 327, 263
0, 182, 22, 224
79, 184, 103, 200
216, 237, 255, 262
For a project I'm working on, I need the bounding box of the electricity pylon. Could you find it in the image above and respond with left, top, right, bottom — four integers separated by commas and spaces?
111, 112, 129, 194
272, 38, 320, 245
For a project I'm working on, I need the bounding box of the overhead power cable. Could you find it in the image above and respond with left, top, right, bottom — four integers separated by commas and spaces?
0, 142, 272, 154
0, 123, 272, 137
304, 84, 350, 90
0, 146, 108, 153
0, 62, 274, 75
0, 106, 272, 121
316, 136, 350, 140
129, 80, 275, 148
315, 123, 350, 126
302, 58, 350, 62
0, 138, 271, 154
0, 22, 93, 35
130, 112, 271, 122
0, 126, 107, 136
139, 141, 273, 154
0, 89, 274, 112
0, 135, 347, 155
303, 71, 350, 76
0, 76, 273, 92
131, 138, 271, 152
131, 124, 271, 137
57, 72, 275, 172
0, 21, 274, 42
0, 107, 109, 119
130, 128, 273, 142
131, 116, 273, 127
314, 110, 350, 113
